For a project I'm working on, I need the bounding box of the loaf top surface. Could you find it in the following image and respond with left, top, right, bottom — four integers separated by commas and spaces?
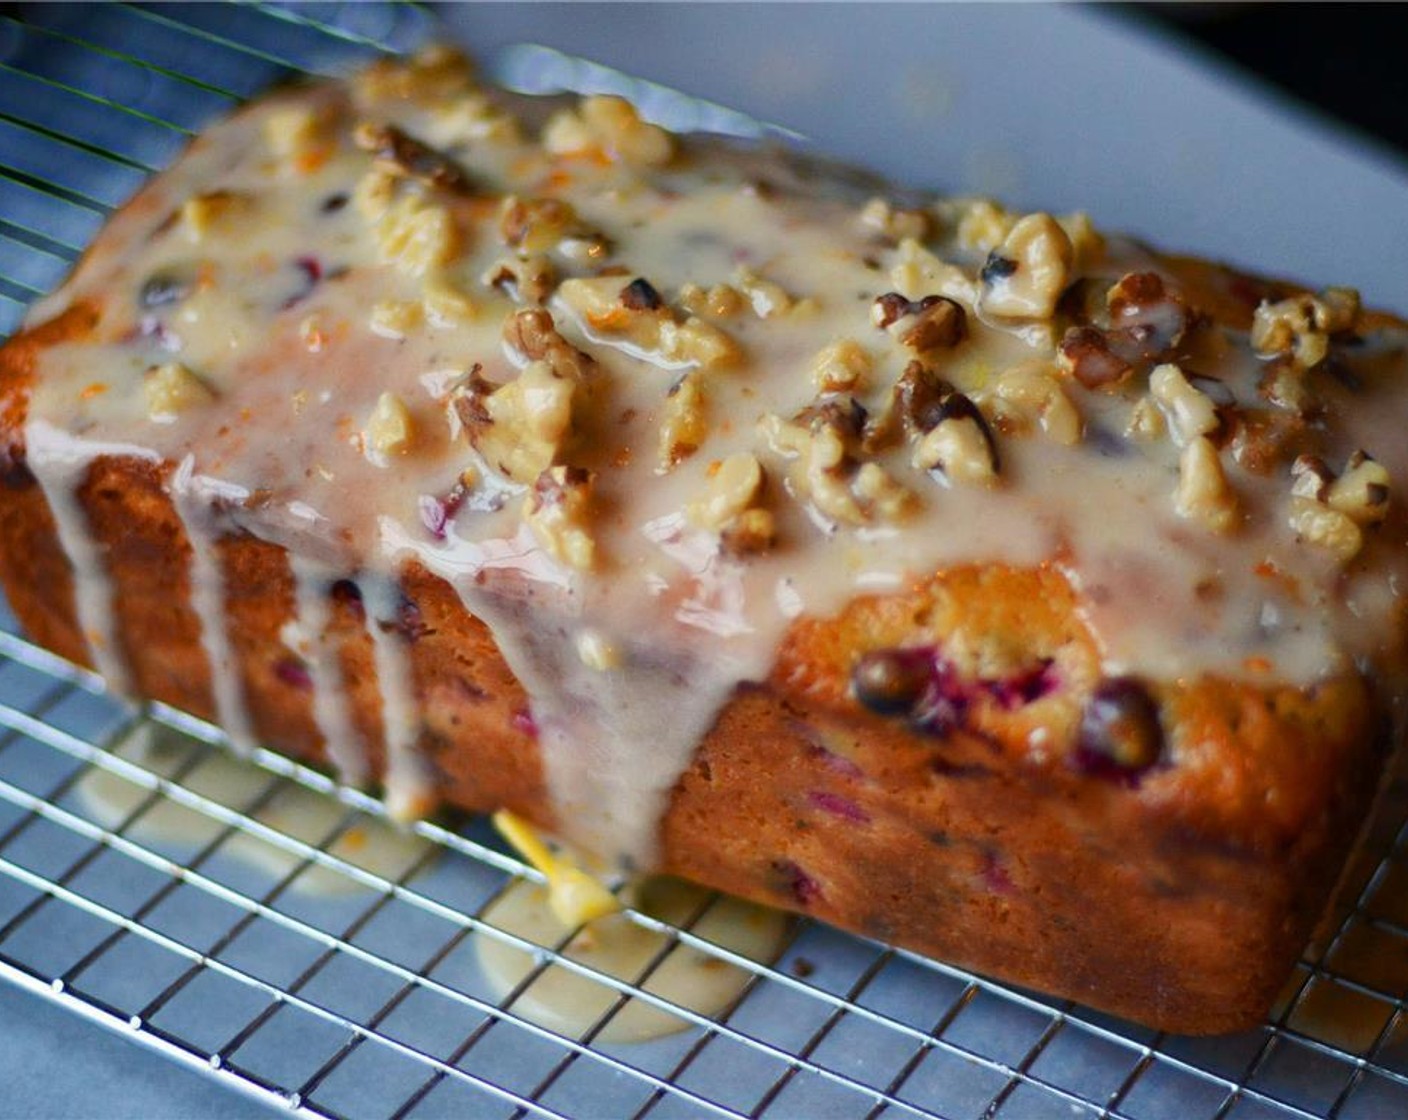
4, 46, 1408, 867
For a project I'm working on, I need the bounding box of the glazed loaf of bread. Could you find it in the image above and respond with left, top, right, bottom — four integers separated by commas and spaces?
2, 47, 1406, 1034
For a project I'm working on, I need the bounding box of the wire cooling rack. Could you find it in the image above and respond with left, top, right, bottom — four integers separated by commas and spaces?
4, 5, 1408, 1118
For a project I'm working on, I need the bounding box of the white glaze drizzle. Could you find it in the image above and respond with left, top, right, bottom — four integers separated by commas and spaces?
170, 455, 258, 754
359, 574, 431, 820
289, 554, 368, 787
22, 420, 157, 697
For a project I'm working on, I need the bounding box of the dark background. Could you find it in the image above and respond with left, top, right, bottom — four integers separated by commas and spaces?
1133, 3, 1408, 160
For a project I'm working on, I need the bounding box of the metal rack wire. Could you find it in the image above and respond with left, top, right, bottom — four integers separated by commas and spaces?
2, 4, 1408, 1117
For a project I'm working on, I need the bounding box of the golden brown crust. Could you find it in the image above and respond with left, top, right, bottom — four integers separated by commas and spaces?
0, 236, 1393, 1035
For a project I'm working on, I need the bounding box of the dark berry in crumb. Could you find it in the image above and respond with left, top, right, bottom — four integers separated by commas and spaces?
851, 648, 932, 716
139, 269, 193, 308
1075, 676, 1163, 775
321, 192, 349, 213
807, 790, 869, 824
274, 657, 313, 690
791, 957, 816, 978
330, 579, 365, 620
771, 859, 822, 907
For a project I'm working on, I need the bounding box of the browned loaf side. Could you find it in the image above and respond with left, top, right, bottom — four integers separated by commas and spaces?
0, 281, 1390, 1035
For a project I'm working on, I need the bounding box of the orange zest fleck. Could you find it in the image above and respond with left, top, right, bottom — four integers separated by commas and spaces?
1243, 656, 1274, 674
80, 382, 108, 400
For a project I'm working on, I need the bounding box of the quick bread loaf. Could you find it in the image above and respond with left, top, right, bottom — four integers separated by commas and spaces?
2, 46, 1405, 1034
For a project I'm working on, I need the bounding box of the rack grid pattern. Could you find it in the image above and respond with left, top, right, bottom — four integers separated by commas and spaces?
2, 5, 1408, 1118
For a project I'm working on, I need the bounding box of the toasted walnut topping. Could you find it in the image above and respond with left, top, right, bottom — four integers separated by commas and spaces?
498, 195, 581, 254
872, 292, 966, 354
1149, 363, 1220, 446
369, 299, 424, 340
422, 276, 475, 325
524, 466, 597, 570
558, 276, 740, 370
859, 196, 931, 243
957, 199, 1016, 254
980, 213, 1073, 321
764, 400, 912, 525
179, 191, 250, 242
502, 307, 596, 381
912, 395, 1000, 487
1058, 213, 1105, 271
364, 391, 415, 463
575, 628, 623, 671
354, 45, 477, 106
1258, 357, 1317, 417
455, 360, 576, 484
1289, 498, 1362, 562
1058, 326, 1133, 389
687, 452, 766, 531
720, 508, 777, 556
425, 92, 521, 147
1329, 451, 1391, 524
374, 192, 460, 276
354, 121, 473, 193
1292, 451, 1390, 545
543, 95, 674, 167
678, 282, 746, 319
263, 104, 328, 161
985, 363, 1082, 445
889, 239, 976, 305
733, 268, 794, 319
658, 373, 708, 471
1125, 395, 1166, 442
353, 169, 397, 221
144, 362, 213, 421
483, 254, 557, 304
1252, 288, 1361, 371
811, 339, 872, 394
1175, 436, 1239, 533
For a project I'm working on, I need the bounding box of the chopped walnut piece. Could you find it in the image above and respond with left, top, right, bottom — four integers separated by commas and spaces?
957, 199, 1016, 254
764, 399, 912, 525
912, 395, 1000, 487
144, 362, 214, 421
686, 452, 766, 531
558, 276, 740, 370
455, 360, 576, 484
1058, 326, 1133, 389
425, 92, 521, 147
543, 95, 674, 167
1289, 498, 1362, 563
679, 282, 745, 319
811, 339, 872, 394
859, 196, 931, 243
524, 466, 597, 570
1125, 395, 1166, 442
1175, 436, 1239, 533
872, 292, 966, 353
1258, 357, 1318, 417
498, 195, 581, 254
1290, 455, 1334, 501
422, 276, 475, 325
1328, 451, 1391, 524
353, 121, 473, 193
1252, 288, 1361, 371
1149, 363, 1221, 446
179, 191, 250, 242
483, 254, 557, 304
720, 508, 777, 556
353, 45, 477, 106
980, 213, 1073, 321
502, 307, 596, 383
733, 268, 794, 319
658, 373, 708, 471
353, 169, 397, 221
985, 363, 1082, 445
374, 192, 460, 276
1058, 212, 1106, 271
364, 391, 415, 463
889, 238, 976, 305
